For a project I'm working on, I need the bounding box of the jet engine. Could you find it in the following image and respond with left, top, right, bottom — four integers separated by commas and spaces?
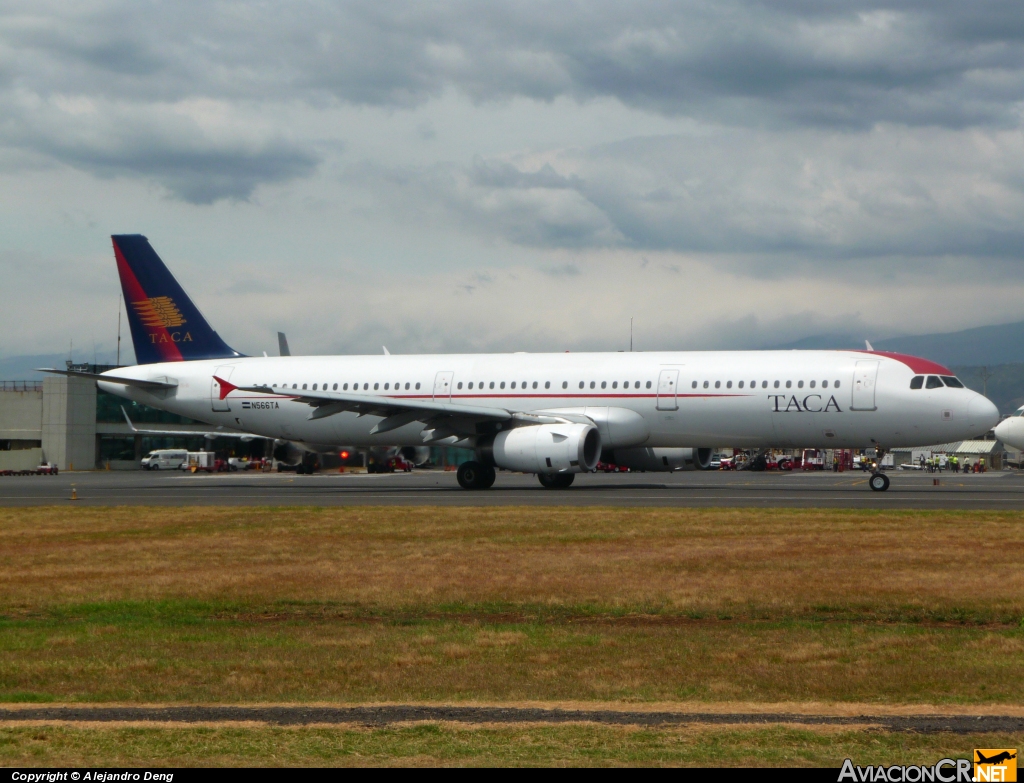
602, 447, 713, 472
486, 422, 601, 474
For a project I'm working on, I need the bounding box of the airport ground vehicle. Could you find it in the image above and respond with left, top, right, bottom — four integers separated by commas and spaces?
181, 451, 216, 472
44, 235, 1002, 494
141, 449, 187, 470
0, 464, 58, 476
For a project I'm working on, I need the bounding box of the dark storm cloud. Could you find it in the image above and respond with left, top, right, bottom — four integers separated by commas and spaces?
5, 1, 1024, 122
1, 0, 1023, 213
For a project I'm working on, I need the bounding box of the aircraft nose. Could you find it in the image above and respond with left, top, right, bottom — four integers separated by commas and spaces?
994, 417, 1010, 440
968, 395, 1000, 433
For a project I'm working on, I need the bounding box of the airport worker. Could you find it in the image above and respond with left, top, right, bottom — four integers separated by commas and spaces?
980, 458, 986, 473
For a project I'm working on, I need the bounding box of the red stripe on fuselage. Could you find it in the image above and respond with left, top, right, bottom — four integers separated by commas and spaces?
853, 350, 952, 376
112, 238, 184, 362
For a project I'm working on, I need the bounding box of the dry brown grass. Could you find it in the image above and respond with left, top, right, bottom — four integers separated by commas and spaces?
0, 506, 1021, 620
1, 507, 1022, 706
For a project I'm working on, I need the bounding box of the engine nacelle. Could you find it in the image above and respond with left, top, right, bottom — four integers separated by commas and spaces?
488, 422, 601, 474
603, 447, 713, 472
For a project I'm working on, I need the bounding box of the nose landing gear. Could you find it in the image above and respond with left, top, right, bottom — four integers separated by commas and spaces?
869, 444, 890, 491
869, 472, 890, 492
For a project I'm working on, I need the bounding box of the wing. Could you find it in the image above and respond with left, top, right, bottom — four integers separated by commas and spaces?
122, 407, 264, 441
231, 379, 565, 442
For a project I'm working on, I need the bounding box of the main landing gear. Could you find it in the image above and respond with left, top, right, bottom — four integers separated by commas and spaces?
457, 461, 496, 490
538, 473, 574, 489
869, 472, 890, 492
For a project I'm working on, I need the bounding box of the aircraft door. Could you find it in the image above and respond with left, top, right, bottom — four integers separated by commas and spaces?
851, 361, 879, 411
656, 369, 679, 411
211, 366, 235, 412
433, 371, 454, 402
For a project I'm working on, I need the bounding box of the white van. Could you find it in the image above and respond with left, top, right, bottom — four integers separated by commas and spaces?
141, 449, 188, 470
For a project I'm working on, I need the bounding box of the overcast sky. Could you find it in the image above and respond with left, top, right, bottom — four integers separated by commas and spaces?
3, 0, 1024, 363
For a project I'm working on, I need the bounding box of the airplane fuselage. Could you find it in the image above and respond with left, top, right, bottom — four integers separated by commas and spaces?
99, 349, 999, 452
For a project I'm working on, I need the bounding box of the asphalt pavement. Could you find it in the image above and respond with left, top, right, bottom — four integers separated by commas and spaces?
1, 467, 1021, 508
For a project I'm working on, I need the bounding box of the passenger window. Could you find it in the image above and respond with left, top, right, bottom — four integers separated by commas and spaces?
692, 381, 698, 389
544, 381, 550, 389
405, 382, 410, 390
511, 382, 516, 389
942, 376, 965, 388
786, 381, 792, 389
646, 381, 652, 389
715, 381, 721, 389
703, 380, 709, 388
457, 382, 463, 389
822, 380, 828, 388
926, 376, 944, 389
910, 376, 924, 390
774, 381, 780, 388
384, 383, 389, 390
415, 382, 421, 390
762, 381, 767, 388
797, 381, 804, 388
522, 381, 527, 389
468, 382, 474, 389
534, 381, 539, 389
738, 381, 744, 388
500, 382, 506, 389
312, 384, 318, 390
635, 381, 640, 388
562, 381, 567, 389
374, 383, 379, 390
612, 381, 618, 389
343, 383, 348, 390
726, 381, 732, 389
834, 380, 840, 388
601, 381, 607, 389
302, 383, 307, 390
590, 381, 596, 389
809, 380, 815, 388
490, 382, 495, 389
579, 381, 584, 389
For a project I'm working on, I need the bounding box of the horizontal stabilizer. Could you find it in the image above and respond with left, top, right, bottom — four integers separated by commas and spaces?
36, 368, 177, 390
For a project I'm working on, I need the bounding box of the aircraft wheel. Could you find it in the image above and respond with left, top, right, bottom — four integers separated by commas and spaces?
538, 472, 575, 489
480, 465, 496, 489
457, 461, 491, 490
869, 472, 890, 492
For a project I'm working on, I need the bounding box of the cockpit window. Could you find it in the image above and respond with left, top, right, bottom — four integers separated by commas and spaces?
925, 376, 944, 389
910, 376, 924, 390
941, 376, 965, 388
1017, 409, 1024, 417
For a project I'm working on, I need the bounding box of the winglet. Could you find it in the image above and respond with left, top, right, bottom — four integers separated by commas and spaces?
383, 345, 390, 356
865, 340, 874, 351
214, 375, 238, 400
121, 406, 139, 433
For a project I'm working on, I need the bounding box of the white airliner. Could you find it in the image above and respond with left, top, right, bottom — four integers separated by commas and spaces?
994, 407, 1024, 452
43, 236, 1001, 492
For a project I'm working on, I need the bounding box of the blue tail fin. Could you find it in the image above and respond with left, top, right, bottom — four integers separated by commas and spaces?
112, 235, 243, 364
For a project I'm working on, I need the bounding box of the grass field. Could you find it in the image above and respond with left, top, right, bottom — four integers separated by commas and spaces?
1, 506, 1022, 765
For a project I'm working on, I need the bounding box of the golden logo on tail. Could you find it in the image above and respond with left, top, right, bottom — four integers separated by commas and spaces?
975, 749, 1017, 782
132, 296, 187, 329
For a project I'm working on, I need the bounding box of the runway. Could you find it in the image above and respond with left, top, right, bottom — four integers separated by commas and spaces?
1, 467, 1021, 507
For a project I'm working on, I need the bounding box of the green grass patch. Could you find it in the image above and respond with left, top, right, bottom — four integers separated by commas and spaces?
1, 724, 1021, 767
0, 600, 1022, 704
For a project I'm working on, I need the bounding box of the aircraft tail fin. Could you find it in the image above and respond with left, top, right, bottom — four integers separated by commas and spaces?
111, 235, 243, 364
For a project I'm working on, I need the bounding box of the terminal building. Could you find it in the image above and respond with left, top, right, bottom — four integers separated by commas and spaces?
0, 363, 260, 471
